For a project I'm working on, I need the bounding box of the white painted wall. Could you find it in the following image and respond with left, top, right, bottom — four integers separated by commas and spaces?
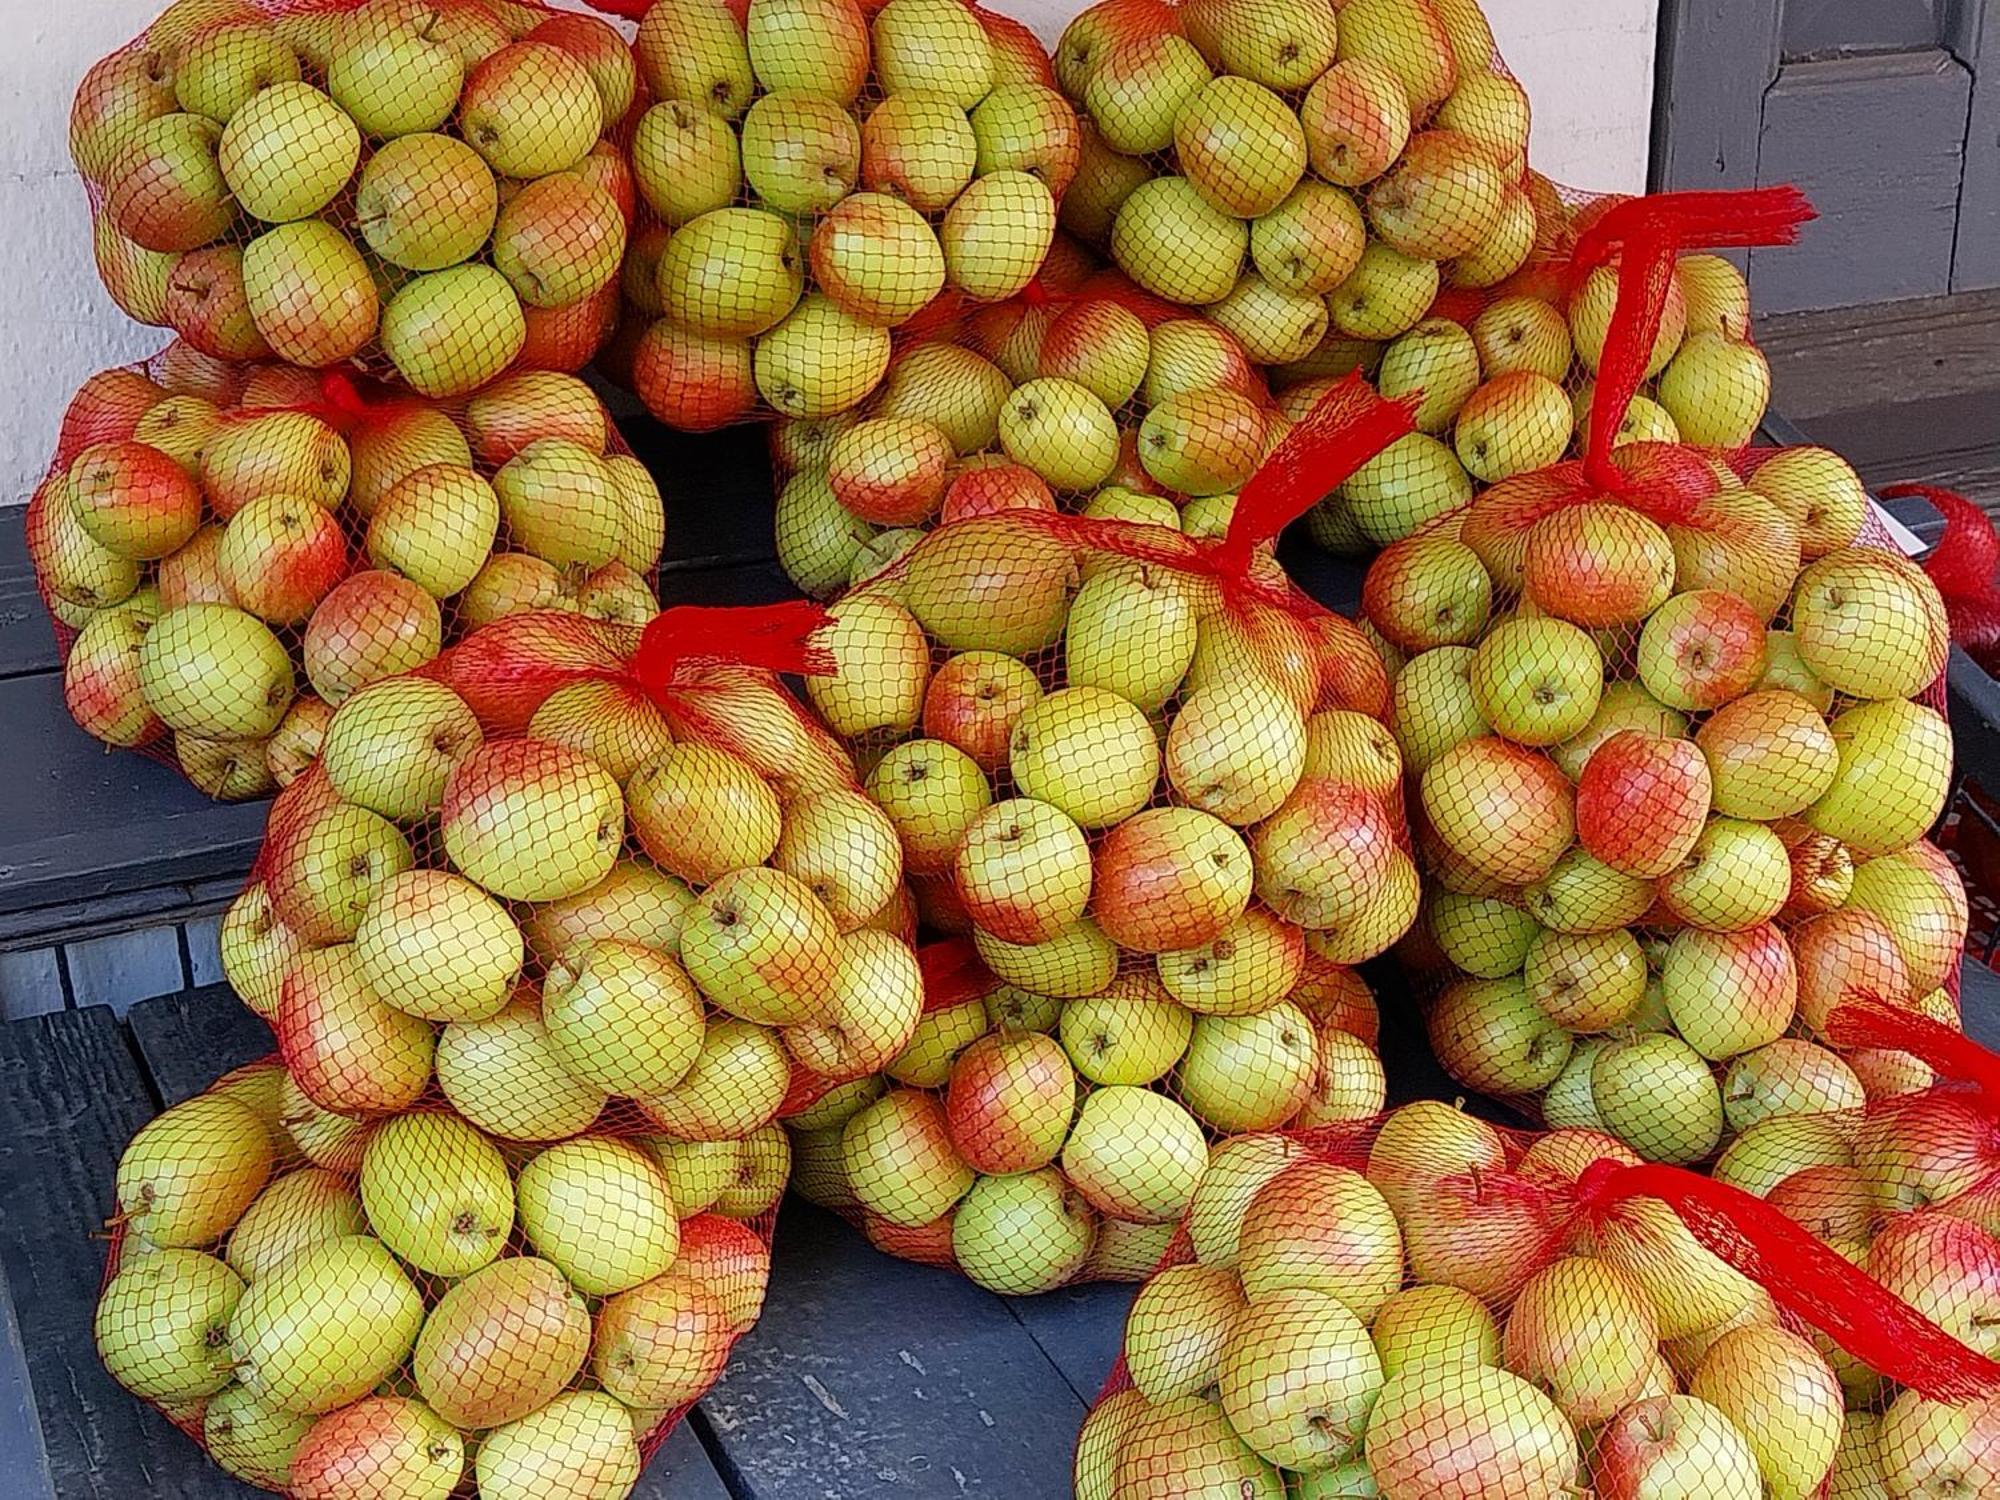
0, 0, 1658, 506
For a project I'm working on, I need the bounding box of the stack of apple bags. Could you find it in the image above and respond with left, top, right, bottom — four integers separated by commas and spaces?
611, 0, 1077, 431
1072, 1085, 2000, 1498
44, 0, 669, 797
92, 592, 956, 1496
764, 375, 1422, 1294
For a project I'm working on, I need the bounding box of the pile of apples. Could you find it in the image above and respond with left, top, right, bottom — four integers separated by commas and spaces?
95, 1053, 769, 1497
769, 285, 1284, 596
1368, 454, 1964, 1168
37, 355, 664, 798
759, 503, 1411, 1292
1051, 0, 1778, 552
619, 0, 1079, 429
74, 0, 638, 397
1076, 1101, 1999, 1498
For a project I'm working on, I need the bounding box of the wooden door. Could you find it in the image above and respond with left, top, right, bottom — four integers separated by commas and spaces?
1655, 0, 1999, 312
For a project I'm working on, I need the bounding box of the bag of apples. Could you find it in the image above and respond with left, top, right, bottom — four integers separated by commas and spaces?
1050, 0, 1798, 556
761, 375, 1419, 1296
597, 0, 1079, 432
74, 0, 644, 397
94, 1048, 773, 1497
33, 346, 665, 799
1370, 190, 1964, 1167
1074, 1099, 2000, 1499
767, 271, 1298, 597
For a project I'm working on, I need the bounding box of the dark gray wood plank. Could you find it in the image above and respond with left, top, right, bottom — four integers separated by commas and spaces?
1782, 0, 1942, 57
0, 1261, 53, 1500
1652, 0, 1781, 191
1962, 953, 2000, 1051
0, 513, 61, 683
1003, 1283, 1137, 1405
1791, 390, 2000, 512
1751, 49, 1973, 313
125, 988, 274, 1107
0, 1005, 241, 1498
1756, 287, 2000, 419
696, 1202, 1085, 1499
1950, 0, 2000, 290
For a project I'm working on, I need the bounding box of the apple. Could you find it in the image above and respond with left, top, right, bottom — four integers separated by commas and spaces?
218, 82, 358, 224
1570, 260, 1688, 378
867, 736, 995, 875
1790, 547, 1949, 701
1637, 589, 1768, 711
1299, 56, 1411, 188
1655, 332, 1771, 447
240, 221, 379, 368
1877, 1390, 2000, 1500
1111, 174, 1249, 306
202, 1382, 316, 1490
591, 1271, 734, 1413
1722, 1038, 1864, 1134
1467, 616, 1604, 748
1847, 851, 1965, 994
137, 603, 293, 739
301, 571, 441, 705
346, 405, 471, 520
1340, 431, 1471, 543
1572, 731, 1712, 881
766, 787, 901, 935
1596, 1394, 1764, 1500
1009, 685, 1157, 830
842, 1089, 975, 1228
679, 866, 842, 1027
319, 675, 482, 824
1662, 922, 1797, 1061
217, 492, 348, 625
412, 1253, 590, 1428
1807, 698, 1952, 857
442, 739, 623, 903
1136, 386, 1265, 495
71, 47, 182, 183
162, 244, 269, 360
952, 1167, 1098, 1295
278, 943, 434, 1114
1234, 1159, 1401, 1318
948, 797, 1091, 945
635, 0, 752, 115
971, 81, 1081, 198
901, 516, 1078, 654
103, 112, 236, 253
326, 0, 465, 137
1058, 974, 1193, 1087
380, 265, 527, 397
1037, 300, 1150, 409
491, 169, 623, 310
288, 1396, 463, 1500
358, 1111, 512, 1279
875, 344, 1014, 456
459, 40, 601, 180
1668, 488, 1803, 622
874, 0, 993, 108
808, 194, 946, 330
1367, 1363, 1579, 1498
635, 1018, 789, 1141
1058, 119, 1151, 242
229, 1235, 422, 1414
114, 1090, 272, 1250
1507, 1255, 1661, 1425
516, 1138, 678, 1296
476, 1391, 640, 1500
1113, 1393, 1283, 1500
1123, 1261, 1246, 1402
1472, 294, 1573, 380
1174, 76, 1306, 220
1158, 904, 1305, 1017
1593, 1033, 1726, 1164
1422, 736, 1575, 886
755, 293, 895, 418
1062, 1085, 1207, 1223
859, 93, 977, 214
1745, 447, 1867, 559
1429, 974, 1573, 1098
1373, 318, 1481, 434
96, 1250, 243, 1403
1690, 1325, 1844, 1500
1675, 252, 1752, 338
1083, 33, 1208, 155
1219, 1286, 1382, 1470
1523, 926, 1646, 1031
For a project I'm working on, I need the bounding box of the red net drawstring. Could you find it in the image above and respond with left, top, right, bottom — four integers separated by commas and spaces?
1887, 483, 2000, 600
577, 0, 651, 19
1569, 187, 1816, 495
1827, 997, 2000, 1113
1211, 372, 1417, 580
628, 602, 835, 704
1573, 1156, 2000, 1404
916, 936, 999, 1016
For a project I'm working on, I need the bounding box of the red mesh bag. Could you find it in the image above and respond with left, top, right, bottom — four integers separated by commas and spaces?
72, 0, 642, 397
1049, 0, 1798, 558
1074, 1100, 2000, 1498
595, 0, 1081, 431
766, 271, 1293, 597
767, 375, 1421, 1294
30, 346, 662, 799
94, 1054, 771, 1497
91, 600, 928, 1492
1363, 192, 1964, 1173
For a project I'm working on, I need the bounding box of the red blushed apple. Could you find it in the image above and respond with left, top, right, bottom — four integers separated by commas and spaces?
1104, 426, 1163, 495
1093, 806, 1255, 953
154, 340, 243, 406
1764, 1165, 1875, 1243
674, 1214, 772, 1333
1420, 736, 1577, 887
516, 280, 621, 374
1400, 1168, 1562, 1307
573, 139, 639, 227
1637, 589, 1768, 712
1853, 1093, 2000, 1217
1290, 958, 1380, 1046
944, 1031, 1077, 1176
302, 570, 444, 705
1249, 776, 1401, 929
939, 460, 1057, 523
1792, 908, 1911, 1034
66, 440, 203, 560
1576, 731, 1713, 879
219, 496, 351, 626
863, 1211, 957, 1269
1521, 502, 1676, 627
828, 420, 953, 526
237, 366, 323, 411
923, 653, 1044, 774
631, 319, 757, 431
1312, 612, 1392, 720
59, 369, 165, 461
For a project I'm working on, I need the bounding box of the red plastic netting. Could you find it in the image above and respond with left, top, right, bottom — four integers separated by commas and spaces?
73, 0, 643, 397
1355, 190, 1962, 1172
1075, 1098, 2000, 1498
601, 0, 1081, 430
30, 346, 662, 798
770, 374, 1422, 1293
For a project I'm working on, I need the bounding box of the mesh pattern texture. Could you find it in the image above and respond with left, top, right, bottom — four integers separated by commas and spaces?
774, 374, 1421, 1294
73, 0, 639, 398
93, 598, 909, 1493
603, 0, 1080, 431
31, 346, 662, 799
1074, 1099, 2000, 1500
